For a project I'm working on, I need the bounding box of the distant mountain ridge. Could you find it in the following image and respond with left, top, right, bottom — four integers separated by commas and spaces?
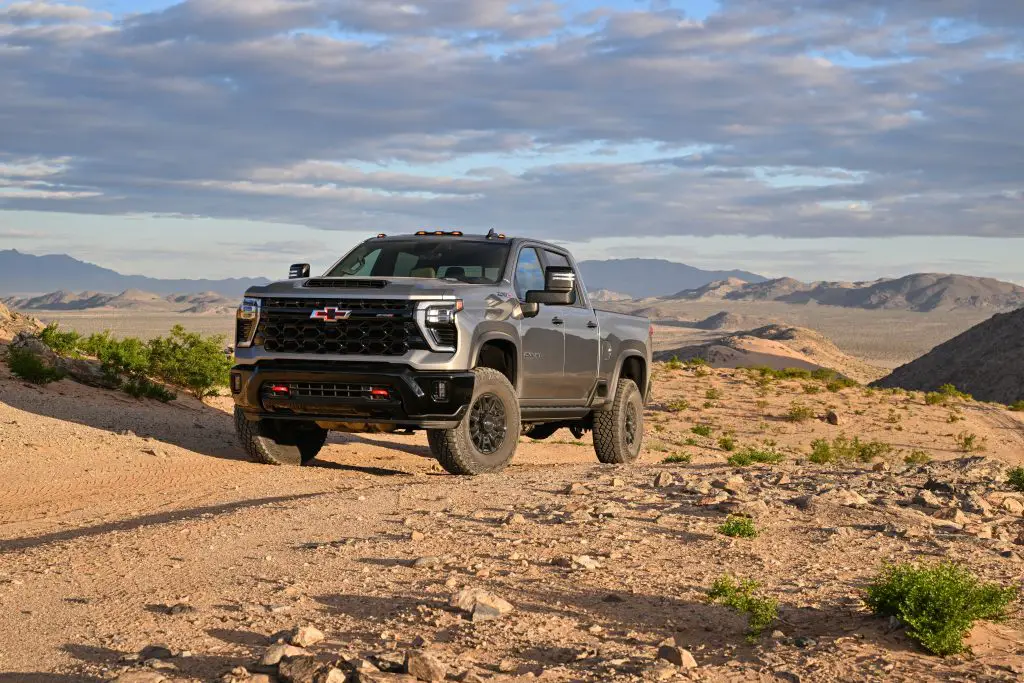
0, 249, 269, 297
671, 273, 1024, 312
577, 259, 767, 299
3, 289, 237, 314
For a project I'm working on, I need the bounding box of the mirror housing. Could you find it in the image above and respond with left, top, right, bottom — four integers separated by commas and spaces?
289, 263, 311, 279
520, 302, 540, 318
525, 266, 576, 306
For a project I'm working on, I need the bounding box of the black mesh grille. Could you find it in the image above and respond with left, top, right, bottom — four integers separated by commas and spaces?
255, 298, 426, 356
430, 327, 457, 348
263, 382, 382, 399
305, 279, 388, 289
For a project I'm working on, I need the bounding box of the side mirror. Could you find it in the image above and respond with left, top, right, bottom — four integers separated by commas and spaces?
289, 263, 311, 279
520, 302, 540, 318
525, 266, 576, 306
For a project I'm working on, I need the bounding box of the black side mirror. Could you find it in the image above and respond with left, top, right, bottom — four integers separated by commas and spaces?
525, 266, 576, 305
520, 302, 540, 318
289, 263, 311, 279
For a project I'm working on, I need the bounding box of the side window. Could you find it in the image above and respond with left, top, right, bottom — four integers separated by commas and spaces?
514, 247, 545, 299
543, 250, 581, 306
349, 248, 381, 276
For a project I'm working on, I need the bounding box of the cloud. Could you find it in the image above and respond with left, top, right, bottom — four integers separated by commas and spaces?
0, 0, 1022, 242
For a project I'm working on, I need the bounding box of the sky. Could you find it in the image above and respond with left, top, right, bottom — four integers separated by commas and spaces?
1, 0, 1023, 282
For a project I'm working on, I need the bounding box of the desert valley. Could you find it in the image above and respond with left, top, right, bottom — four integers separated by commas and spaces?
1, 257, 1023, 683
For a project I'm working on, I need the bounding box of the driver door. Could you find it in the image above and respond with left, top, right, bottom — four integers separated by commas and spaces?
514, 247, 565, 400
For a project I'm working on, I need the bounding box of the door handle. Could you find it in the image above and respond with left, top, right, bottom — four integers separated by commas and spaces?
586, 321, 598, 329
552, 317, 564, 326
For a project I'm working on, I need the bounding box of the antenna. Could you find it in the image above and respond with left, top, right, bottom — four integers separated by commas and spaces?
486, 228, 497, 239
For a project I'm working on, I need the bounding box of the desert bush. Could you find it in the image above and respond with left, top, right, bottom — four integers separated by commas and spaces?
685, 357, 708, 368
803, 384, 822, 394
809, 435, 893, 464
691, 424, 714, 437
718, 435, 736, 451
826, 377, 858, 392
38, 324, 82, 356
939, 383, 972, 401
785, 401, 815, 422
123, 378, 177, 402
904, 450, 932, 465
718, 516, 758, 539
708, 575, 778, 642
7, 347, 64, 385
864, 562, 1018, 656
953, 431, 985, 453
666, 399, 690, 412
683, 437, 699, 446
1008, 400, 1024, 412
665, 356, 684, 371
755, 399, 769, 411
1006, 467, 1024, 492
147, 325, 231, 398
926, 384, 972, 406
705, 388, 722, 400
662, 453, 692, 464
727, 445, 784, 466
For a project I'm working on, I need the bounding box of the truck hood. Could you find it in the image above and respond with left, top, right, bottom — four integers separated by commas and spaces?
245, 277, 476, 300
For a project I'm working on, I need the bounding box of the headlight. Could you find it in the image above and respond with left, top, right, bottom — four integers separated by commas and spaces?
418, 300, 462, 352
236, 297, 262, 347
424, 300, 463, 327
238, 296, 261, 320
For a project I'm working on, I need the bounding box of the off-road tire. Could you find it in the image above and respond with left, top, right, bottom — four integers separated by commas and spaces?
593, 378, 644, 464
427, 368, 521, 475
524, 423, 561, 440
234, 407, 327, 466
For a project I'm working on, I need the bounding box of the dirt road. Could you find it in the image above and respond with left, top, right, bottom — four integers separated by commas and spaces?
1, 364, 1022, 682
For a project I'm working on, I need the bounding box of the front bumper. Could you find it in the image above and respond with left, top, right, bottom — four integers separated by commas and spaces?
232, 360, 475, 429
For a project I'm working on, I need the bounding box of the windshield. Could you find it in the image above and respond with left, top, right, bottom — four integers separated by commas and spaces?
326, 240, 511, 284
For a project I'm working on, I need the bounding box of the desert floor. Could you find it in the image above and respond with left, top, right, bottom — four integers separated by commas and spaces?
1, 359, 1022, 682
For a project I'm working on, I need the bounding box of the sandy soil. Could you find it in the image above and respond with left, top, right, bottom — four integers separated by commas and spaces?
1, 359, 1022, 682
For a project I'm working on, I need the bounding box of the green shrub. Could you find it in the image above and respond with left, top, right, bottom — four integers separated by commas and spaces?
691, 423, 714, 437
38, 324, 82, 356
864, 562, 1018, 656
1006, 467, 1024, 492
727, 446, 784, 466
683, 437, 699, 447
953, 431, 985, 453
785, 402, 815, 422
666, 399, 690, 412
7, 347, 64, 385
147, 325, 231, 398
97, 336, 152, 382
685, 357, 708, 368
925, 392, 946, 406
809, 435, 893, 464
665, 356, 683, 371
662, 453, 692, 464
718, 516, 758, 538
904, 450, 932, 465
803, 384, 822, 394
123, 378, 177, 402
939, 383, 971, 401
705, 388, 722, 400
826, 377, 858, 392
708, 575, 778, 642
718, 435, 736, 452
1009, 400, 1024, 412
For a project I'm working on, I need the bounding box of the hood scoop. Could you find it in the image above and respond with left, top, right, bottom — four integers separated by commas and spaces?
305, 278, 388, 289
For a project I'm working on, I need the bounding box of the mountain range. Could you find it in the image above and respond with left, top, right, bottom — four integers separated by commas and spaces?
577, 259, 767, 299
0, 249, 269, 297
667, 273, 1024, 312
2, 290, 237, 315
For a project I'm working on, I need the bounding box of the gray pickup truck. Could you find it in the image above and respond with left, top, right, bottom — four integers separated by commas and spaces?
231, 230, 652, 475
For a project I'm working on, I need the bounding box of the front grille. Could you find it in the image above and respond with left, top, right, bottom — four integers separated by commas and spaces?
264, 382, 380, 400
305, 278, 388, 289
255, 298, 426, 356
430, 326, 457, 348
236, 318, 256, 346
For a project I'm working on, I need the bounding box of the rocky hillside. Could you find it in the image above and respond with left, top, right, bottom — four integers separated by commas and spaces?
3, 289, 237, 314
0, 301, 44, 341
672, 273, 1024, 312
873, 308, 1024, 405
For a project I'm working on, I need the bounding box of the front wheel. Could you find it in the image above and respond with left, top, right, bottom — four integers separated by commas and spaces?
427, 368, 521, 475
592, 378, 644, 464
234, 408, 327, 466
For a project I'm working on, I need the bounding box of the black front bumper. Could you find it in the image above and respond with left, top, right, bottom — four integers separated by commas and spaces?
232, 360, 475, 429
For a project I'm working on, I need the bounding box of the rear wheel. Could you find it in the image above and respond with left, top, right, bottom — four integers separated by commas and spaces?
427, 368, 521, 475
234, 408, 327, 466
592, 378, 644, 464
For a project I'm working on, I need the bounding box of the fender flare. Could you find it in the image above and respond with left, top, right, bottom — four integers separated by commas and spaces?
471, 330, 521, 394
609, 350, 648, 402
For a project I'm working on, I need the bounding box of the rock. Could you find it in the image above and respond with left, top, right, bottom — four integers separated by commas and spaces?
932, 508, 968, 526
650, 663, 678, 680
450, 587, 514, 622
656, 645, 697, 669
872, 462, 890, 473
563, 483, 588, 495
289, 625, 325, 648
409, 531, 425, 541
497, 659, 517, 673
165, 602, 193, 615
825, 410, 840, 426
794, 636, 817, 649
962, 493, 993, 516
355, 672, 417, 683
404, 650, 447, 682
412, 556, 442, 569
789, 494, 816, 511
503, 512, 526, 526
653, 472, 674, 488
815, 489, 868, 508
457, 673, 485, 683
138, 645, 173, 660
718, 499, 768, 517
279, 655, 322, 683
611, 478, 625, 488
1001, 497, 1024, 515
914, 490, 943, 509
571, 555, 601, 570
318, 670, 346, 683
261, 644, 310, 666
112, 673, 168, 683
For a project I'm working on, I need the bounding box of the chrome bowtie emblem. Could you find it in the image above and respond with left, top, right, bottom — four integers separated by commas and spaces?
310, 307, 352, 322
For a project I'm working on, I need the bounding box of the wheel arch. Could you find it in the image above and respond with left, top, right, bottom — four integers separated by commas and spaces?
611, 351, 648, 402
472, 332, 520, 394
